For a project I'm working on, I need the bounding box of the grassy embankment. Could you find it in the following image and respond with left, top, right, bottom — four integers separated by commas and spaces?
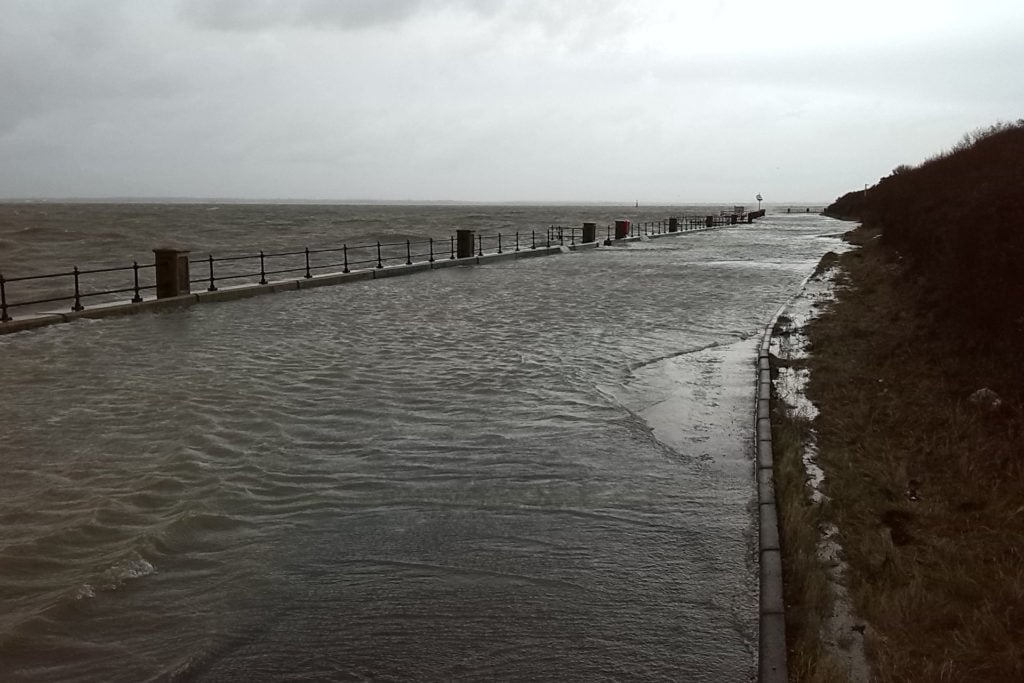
776, 121, 1024, 681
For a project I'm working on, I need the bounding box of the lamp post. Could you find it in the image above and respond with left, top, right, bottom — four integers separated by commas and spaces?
756, 193, 763, 211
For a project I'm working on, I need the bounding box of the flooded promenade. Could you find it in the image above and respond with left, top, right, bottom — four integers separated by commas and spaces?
0, 205, 840, 681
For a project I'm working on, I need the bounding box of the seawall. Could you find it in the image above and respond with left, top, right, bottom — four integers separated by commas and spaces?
0, 224, 728, 337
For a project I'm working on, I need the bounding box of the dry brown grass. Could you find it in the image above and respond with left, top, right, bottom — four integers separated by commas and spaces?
802, 225, 1024, 681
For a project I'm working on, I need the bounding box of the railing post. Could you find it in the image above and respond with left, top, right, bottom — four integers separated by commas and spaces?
376, 241, 384, 269
429, 237, 435, 263
498, 233, 503, 254
515, 232, 520, 252
450, 235, 456, 259
207, 255, 217, 292
153, 248, 191, 298
71, 266, 84, 312
532, 229, 536, 249
405, 239, 412, 265
304, 247, 313, 278
0, 273, 11, 322
132, 261, 144, 302
343, 244, 350, 273
258, 250, 268, 284
559, 229, 564, 246
477, 233, 483, 257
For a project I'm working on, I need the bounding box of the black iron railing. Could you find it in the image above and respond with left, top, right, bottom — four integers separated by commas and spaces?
0, 262, 156, 321
0, 231, 524, 320
1, 214, 754, 322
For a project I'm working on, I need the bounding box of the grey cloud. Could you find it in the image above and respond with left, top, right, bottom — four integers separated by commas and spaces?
2, 0, 1022, 201
175, 0, 630, 37
177, 0, 470, 31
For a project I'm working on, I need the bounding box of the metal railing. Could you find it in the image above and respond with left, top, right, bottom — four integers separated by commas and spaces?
1, 214, 754, 322
0, 231, 533, 321
1, 262, 155, 322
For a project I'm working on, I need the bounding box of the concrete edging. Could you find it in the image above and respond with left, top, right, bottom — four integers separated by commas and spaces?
756, 308, 788, 683
0, 245, 572, 335
0, 222, 750, 336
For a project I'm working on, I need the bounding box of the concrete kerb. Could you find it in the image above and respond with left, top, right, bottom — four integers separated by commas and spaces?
475, 252, 517, 266
515, 246, 562, 259
295, 271, 374, 288
372, 262, 433, 278
755, 303, 789, 682
757, 440, 774, 470
760, 612, 788, 683
65, 293, 199, 321
0, 314, 66, 334
425, 257, 459, 270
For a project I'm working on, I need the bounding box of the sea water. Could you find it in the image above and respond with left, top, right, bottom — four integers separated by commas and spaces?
0, 205, 842, 681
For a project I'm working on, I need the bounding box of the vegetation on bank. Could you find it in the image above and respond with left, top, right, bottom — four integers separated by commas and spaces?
831, 119, 1024, 342
780, 123, 1024, 681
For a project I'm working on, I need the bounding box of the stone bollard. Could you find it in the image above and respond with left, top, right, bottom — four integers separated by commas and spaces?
582, 222, 597, 243
614, 220, 630, 239
153, 248, 191, 298
669, 217, 678, 232
456, 229, 476, 258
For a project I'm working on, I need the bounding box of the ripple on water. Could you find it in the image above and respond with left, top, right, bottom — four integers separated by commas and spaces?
0, 213, 846, 680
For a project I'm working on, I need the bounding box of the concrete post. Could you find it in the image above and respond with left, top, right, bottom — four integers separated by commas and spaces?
456, 230, 476, 258
669, 217, 679, 232
153, 248, 191, 298
614, 220, 630, 239
582, 222, 596, 243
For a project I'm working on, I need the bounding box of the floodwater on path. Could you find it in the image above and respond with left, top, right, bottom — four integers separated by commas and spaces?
0, 207, 843, 681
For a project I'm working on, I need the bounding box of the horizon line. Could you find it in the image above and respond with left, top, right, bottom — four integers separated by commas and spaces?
0, 196, 827, 206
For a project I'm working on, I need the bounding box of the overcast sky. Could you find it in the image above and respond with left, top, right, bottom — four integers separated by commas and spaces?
1, 1, 1021, 203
